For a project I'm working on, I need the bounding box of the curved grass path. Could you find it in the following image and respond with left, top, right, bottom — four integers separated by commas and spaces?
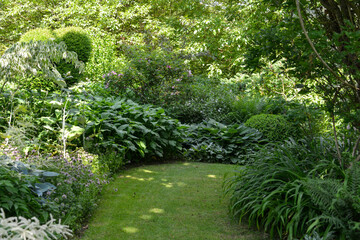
81, 162, 267, 240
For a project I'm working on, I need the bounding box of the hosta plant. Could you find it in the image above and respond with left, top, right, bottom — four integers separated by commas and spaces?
183, 119, 263, 164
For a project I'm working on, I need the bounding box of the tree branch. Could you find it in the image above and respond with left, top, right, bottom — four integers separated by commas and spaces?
295, 0, 358, 91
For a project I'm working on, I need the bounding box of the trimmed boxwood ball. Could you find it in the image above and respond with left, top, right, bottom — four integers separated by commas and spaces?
19, 28, 55, 43
245, 114, 294, 141
54, 27, 92, 85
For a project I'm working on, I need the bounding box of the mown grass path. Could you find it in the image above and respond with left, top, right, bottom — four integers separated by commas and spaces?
81, 162, 266, 240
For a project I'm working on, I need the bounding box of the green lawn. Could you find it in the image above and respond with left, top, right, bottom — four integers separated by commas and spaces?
80, 162, 267, 240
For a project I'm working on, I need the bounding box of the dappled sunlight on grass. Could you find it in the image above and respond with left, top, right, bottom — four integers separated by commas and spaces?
161, 182, 173, 188
139, 214, 153, 220
122, 227, 139, 233
82, 163, 266, 240
176, 182, 186, 187
149, 208, 164, 214
122, 175, 154, 182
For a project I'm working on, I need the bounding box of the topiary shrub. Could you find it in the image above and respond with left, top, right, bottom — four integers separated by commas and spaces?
19, 28, 55, 43
54, 27, 92, 86
245, 113, 294, 141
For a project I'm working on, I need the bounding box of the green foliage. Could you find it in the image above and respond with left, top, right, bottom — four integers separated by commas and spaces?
83, 29, 124, 82
97, 150, 125, 175
104, 46, 192, 105
224, 137, 360, 239
0, 164, 47, 222
54, 27, 91, 64
21, 72, 59, 91
19, 28, 55, 43
245, 114, 294, 141
0, 41, 84, 91
54, 27, 92, 85
44, 153, 107, 231
162, 76, 241, 124
241, 1, 360, 129
183, 119, 262, 164
86, 97, 184, 164
303, 170, 360, 239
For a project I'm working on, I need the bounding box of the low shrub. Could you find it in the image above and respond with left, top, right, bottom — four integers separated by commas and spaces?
183, 119, 263, 164
245, 113, 295, 141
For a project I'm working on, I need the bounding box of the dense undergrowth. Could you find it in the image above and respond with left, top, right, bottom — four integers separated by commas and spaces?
1, 1, 360, 239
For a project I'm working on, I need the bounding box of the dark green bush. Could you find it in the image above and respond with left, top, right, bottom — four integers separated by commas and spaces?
104, 46, 191, 105
245, 113, 294, 141
19, 28, 55, 43
183, 119, 263, 164
54, 27, 92, 85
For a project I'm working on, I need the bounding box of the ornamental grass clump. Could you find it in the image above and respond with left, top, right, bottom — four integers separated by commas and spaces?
224, 137, 360, 239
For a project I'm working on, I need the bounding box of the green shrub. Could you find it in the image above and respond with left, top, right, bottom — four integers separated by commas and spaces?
19, 28, 55, 43
183, 119, 263, 164
104, 45, 192, 105
54, 27, 92, 85
245, 113, 294, 141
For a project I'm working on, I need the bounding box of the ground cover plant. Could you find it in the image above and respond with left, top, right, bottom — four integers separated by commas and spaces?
80, 162, 267, 240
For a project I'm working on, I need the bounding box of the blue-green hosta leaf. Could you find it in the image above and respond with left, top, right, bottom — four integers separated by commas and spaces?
33, 182, 56, 197
76, 115, 87, 125
42, 171, 60, 177
31, 169, 44, 177
12, 161, 29, 174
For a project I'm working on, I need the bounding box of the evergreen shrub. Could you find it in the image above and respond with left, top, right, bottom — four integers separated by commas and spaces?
245, 113, 294, 141
54, 27, 92, 85
19, 28, 55, 43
